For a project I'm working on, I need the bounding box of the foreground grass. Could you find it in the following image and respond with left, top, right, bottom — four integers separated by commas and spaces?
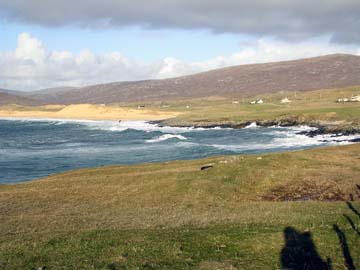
1, 213, 359, 270
1, 144, 360, 269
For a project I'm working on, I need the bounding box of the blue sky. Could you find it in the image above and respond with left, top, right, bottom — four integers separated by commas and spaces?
0, 1, 359, 91
1, 21, 251, 62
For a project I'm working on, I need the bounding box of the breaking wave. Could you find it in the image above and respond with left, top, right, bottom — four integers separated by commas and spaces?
244, 122, 258, 128
0, 118, 231, 134
146, 134, 187, 143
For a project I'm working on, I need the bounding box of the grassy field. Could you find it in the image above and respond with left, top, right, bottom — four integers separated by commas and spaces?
1, 144, 360, 269
151, 86, 360, 128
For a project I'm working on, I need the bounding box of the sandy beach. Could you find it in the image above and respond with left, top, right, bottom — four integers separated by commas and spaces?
0, 104, 180, 121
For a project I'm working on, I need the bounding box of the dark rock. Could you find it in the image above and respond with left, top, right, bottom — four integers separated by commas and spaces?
201, 164, 214, 170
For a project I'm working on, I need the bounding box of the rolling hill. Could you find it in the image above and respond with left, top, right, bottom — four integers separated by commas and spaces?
0, 92, 41, 106
2, 54, 360, 105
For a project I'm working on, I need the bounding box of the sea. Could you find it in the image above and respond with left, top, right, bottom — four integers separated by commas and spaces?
0, 118, 359, 184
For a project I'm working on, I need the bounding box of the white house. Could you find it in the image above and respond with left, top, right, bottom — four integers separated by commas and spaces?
250, 99, 264, 104
337, 98, 349, 103
281, 97, 291, 103
350, 95, 360, 102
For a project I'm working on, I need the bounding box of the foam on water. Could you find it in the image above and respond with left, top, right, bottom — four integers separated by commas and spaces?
146, 134, 187, 143
210, 129, 360, 152
0, 117, 232, 134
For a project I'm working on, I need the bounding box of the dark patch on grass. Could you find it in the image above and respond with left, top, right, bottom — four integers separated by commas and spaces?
263, 180, 345, 201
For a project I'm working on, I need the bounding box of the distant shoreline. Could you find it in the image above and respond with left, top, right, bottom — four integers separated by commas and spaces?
2, 115, 359, 142
0, 104, 180, 121
155, 118, 360, 136
1, 103, 360, 137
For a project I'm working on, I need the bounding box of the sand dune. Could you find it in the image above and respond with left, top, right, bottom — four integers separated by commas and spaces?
0, 104, 180, 121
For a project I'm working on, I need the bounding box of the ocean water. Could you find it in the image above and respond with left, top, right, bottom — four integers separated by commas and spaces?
0, 118, 358, 184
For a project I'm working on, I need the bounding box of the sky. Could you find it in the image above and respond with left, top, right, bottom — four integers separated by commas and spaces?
0, 0, 360, 91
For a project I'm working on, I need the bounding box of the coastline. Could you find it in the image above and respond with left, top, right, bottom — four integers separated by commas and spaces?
0, 104, 181, 121
1, 103, 359, 137
153, 118, 360, 136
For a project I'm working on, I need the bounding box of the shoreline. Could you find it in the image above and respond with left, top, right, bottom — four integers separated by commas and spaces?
1, 114, 360, 138
0, 104, 181, 121
0, 103, 359, 138
153, 118, 360, 136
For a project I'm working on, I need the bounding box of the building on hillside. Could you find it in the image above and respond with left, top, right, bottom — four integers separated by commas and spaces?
350, 95, 360, 102
337, 98, 349, 103
250, 99, 264, 104
281, 97, 292, 103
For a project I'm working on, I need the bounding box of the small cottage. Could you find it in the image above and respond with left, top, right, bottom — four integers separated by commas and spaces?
250, 99, 264, 105
281, 97, 291, 103
337, 98, 349, 103
350, 95, 360, 102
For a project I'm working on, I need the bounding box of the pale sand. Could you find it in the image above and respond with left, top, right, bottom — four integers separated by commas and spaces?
0, 104, 181, 121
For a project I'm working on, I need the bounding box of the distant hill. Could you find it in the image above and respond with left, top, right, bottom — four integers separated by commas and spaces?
4, 54, 360, 105
0, 92, 41, 106
29, 86, 78, 100
0, 88, 26, 96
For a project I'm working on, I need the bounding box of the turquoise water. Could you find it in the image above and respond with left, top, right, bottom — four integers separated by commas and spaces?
0, 118, 357, 184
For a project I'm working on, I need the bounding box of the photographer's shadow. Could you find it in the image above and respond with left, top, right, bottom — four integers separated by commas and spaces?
280, 227, 332, 270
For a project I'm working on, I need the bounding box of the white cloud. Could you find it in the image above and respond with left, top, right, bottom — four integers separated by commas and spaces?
0, 33, 359, 91
14, 33, 46, 63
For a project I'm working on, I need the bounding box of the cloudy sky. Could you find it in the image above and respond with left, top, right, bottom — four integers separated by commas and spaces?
1, 0, 360, 91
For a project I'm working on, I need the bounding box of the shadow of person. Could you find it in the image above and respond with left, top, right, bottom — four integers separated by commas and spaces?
280, 227, 332, 270
333, 224, 356, 270
346, 201, 360, 219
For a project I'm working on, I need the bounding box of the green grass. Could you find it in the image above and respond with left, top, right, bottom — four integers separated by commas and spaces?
1, 87, 360, 269
2, 212, 359, 270
151, 86, 360, 126
1, 144, 360, 269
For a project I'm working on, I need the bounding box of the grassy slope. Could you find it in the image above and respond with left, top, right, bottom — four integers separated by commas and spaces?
1, 144, 360, 269
155, 86, 360, 127
2, 86, 360, 127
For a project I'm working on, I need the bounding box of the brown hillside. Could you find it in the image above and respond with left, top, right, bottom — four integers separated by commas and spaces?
0, 92, 40, 106
18, 54, 360, 104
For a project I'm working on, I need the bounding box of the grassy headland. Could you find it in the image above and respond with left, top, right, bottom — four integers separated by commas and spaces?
154, 86, 360, 133
1, 144, 360, 269
0, 86, 359, 133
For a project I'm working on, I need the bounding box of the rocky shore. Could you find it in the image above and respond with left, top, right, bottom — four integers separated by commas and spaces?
152, 117, 360, 138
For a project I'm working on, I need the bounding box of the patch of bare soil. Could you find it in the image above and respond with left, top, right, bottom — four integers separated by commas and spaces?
262, 180, 346, 201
